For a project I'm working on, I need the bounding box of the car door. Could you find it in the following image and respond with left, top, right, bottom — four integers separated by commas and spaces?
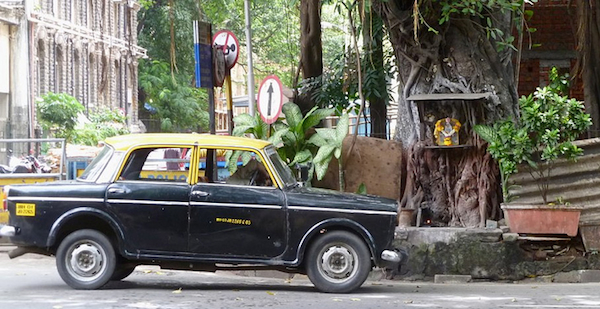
106, 146, 193, 255
188, 147, 287, 258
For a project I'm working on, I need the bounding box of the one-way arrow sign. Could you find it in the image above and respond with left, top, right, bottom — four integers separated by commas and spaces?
257, 75, 283, 124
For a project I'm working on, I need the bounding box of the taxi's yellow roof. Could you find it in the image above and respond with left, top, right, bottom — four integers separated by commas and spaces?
104, 133, 272, 152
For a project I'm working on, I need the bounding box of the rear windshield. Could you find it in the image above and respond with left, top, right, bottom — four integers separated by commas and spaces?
78, 146, 114, 182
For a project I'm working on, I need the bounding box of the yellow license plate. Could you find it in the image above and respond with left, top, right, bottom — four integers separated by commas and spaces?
16, 203, 35, 216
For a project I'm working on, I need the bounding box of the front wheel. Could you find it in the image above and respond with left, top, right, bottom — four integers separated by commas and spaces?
306, 231, 372, 293
56, 229, 116, 289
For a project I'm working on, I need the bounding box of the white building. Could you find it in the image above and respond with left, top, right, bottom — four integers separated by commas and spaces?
0, 0, 145, 139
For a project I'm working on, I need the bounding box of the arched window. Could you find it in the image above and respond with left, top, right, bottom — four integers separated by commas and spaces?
36, 41, 46, 96
55, 46, 63, 93
88, 53, 95, 112
73, 50, 81, 103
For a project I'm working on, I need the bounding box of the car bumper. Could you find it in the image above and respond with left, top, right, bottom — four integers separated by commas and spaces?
0, 225, 16, 237
380, 249, 406, 270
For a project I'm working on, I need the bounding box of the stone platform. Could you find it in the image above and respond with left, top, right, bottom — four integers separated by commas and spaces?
392, 226, 600, 282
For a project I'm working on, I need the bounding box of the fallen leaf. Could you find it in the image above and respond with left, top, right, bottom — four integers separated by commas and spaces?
266, 291, 276, 296
350, 298, 361, 301
332, 298, 342, 302
404, 300, 413, 304
555, 297, 562, 301
155, 271, 165, 275
172, 288, 182, 294
143, 270, 153, 274
511, 298, 517, 302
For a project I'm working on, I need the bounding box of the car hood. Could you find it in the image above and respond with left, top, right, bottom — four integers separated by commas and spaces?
284, 186, 398, 213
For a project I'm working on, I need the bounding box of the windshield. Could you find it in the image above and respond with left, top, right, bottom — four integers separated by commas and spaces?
78, 146, 113, 182
266, 146, 297, 187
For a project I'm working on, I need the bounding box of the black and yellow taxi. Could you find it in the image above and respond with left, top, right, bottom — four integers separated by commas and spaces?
0, 133, 401, 293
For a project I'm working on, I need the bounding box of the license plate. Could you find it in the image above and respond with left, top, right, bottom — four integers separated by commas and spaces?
16, 203, 35, 216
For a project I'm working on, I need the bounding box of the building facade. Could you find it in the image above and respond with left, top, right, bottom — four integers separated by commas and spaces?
0, 0, 145, 140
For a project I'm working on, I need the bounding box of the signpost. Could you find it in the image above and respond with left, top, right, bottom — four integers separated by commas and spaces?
257, 75, 284, 124
213, 30, 240, 135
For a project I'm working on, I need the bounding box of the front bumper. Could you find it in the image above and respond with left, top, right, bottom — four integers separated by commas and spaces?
0, 225, 16, 237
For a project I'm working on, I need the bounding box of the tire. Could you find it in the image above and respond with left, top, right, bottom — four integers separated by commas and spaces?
111, 264, 136, 281
56, 229, 116, 290
306, 231, 372, 293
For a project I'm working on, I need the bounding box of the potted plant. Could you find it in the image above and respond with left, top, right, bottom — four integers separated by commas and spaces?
474, 68, 592, 236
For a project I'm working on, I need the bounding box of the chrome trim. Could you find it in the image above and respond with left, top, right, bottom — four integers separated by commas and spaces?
7, 196, 104, 203
0, 225, 16, 237
190, 201, 282, 210
194, 182, 278, 190
381, 250, 401, 263
288, 206, 397, 216
107, 199, 189, 206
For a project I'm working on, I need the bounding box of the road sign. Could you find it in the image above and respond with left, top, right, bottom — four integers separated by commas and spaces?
257, 75, 284, 124
212, 30, 239, 70
193, 21, 213, 88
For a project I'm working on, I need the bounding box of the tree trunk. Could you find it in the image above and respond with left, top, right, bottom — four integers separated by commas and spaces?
362, 9, 387, 139
574, 1, 600, 137
296, 0, 323, 114
374, 1, 518, 227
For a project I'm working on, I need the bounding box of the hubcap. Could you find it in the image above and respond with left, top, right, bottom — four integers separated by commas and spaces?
318, 244, 356, 282
66, 241, 106, 282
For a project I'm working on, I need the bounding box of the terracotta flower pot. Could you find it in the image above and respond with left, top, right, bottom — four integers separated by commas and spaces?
501, 203, 583, 236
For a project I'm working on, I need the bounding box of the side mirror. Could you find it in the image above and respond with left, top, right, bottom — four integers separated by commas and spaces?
295, 163, 311, 183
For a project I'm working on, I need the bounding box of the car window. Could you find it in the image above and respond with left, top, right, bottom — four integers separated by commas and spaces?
199, 148, 273, 187
265, 146, 297, 187
78, 146, 113, 182
118, 147, 191, 183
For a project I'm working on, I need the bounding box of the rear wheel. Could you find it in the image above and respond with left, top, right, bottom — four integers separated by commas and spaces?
306, 231, 372, 293
56, 229, 116, 289
111, 264, 136, 281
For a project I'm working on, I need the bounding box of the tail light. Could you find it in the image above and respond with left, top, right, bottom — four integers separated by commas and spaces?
1, 186, 8, 211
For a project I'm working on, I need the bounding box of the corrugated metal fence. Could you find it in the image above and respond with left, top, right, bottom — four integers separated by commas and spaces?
509, 138, 600, 224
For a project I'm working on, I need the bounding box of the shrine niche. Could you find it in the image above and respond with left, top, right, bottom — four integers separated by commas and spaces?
401, 93, 499, 228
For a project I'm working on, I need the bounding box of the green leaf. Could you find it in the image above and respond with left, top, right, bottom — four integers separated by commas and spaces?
302, 108, 334, 133
282, 103, 303, 131
335, 113, 350, 143
308, 133, 328, 147
291, 149, 313, 165
356, 183, 367, 195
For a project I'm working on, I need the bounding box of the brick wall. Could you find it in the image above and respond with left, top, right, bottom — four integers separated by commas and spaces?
517, 0, 583, 100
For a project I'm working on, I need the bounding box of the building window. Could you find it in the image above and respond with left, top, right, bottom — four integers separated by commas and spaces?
36, 42, 46, 96
88, 53, 95, 112
74, 50, 81, 103
55, 47, 63, 93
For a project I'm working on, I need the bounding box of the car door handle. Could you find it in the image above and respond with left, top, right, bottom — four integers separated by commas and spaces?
192, 191, 210, 198
108, 187, 126, 194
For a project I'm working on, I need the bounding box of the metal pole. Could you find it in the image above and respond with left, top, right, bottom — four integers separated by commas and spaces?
225, 74, 233, 135
244, 0, 255, 116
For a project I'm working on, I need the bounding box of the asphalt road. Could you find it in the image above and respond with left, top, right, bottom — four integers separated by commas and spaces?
2, 246, 600, 309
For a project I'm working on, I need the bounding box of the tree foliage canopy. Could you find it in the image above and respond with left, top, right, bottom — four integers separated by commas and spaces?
137, 0, 208, 133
